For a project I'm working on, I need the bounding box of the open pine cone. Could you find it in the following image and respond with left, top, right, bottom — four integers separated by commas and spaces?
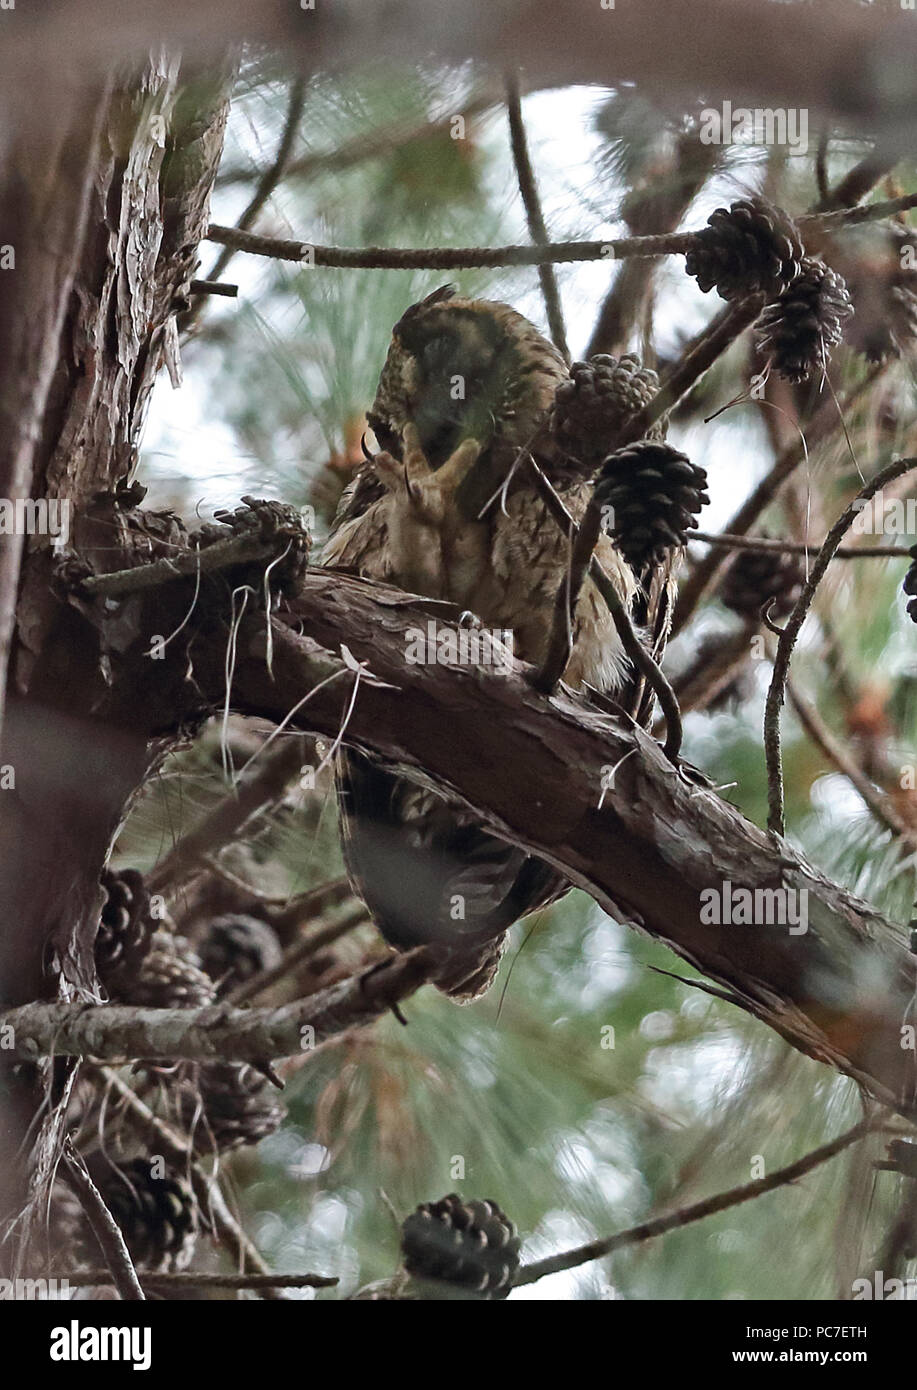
755, 258, 853, 382
401, 1194, 521, 1299
596, 440, 709, 572
111, 929, 217, 1009
52, 1156, 199, 1274
198, 913, 283, 996
95, 868, 156, 993
685, 195, 805, 302
721, 539, 806, 621
552, 353, 663, 465
182, 1063, 287, 1152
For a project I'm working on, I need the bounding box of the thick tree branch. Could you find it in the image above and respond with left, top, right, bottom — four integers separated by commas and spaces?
13, 565, 917, 1117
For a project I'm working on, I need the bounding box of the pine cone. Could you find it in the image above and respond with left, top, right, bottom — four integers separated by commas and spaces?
685, 195, 805, 301
112, 930, 216, 1009
198, 914, 283, 996
902, 544, 917, 623
721, 539, 806, 620
755, 258, 853, 382
552, 354, 663, 465
401, 1194, 521, 1299
183, 1063, 287, 1152
833, 224, 917, 361
595, 440, 709, 571
53, 1156, 199, 1273
96, 868, 155, 990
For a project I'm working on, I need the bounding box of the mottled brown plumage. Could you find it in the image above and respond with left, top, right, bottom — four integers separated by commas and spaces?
322, 287, 640, 998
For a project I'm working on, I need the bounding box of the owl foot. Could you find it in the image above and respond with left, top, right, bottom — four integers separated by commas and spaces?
373, 423, 482, 525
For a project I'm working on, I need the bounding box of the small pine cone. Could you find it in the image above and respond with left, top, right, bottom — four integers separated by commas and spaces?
552, 354, 663, 465
720, 539, 806, 621
100, 1158, 198, 1272
198, 913, 283, 996
595, 440, 709, 571
401, 1194, 521, 1300
184, 1063, 287, 1152
96, 868, 155, 990
112, 930, 217, 1009
685, 195, 804, 302
755, 258, 853, 382
902, 544, 917, 623
52, 1156, 198, 1273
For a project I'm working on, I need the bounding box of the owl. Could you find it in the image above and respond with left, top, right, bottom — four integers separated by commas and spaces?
322, 287, 645, 999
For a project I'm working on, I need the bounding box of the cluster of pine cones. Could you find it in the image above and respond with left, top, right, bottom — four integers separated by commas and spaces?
549, 354, 710, 572
683, 193, 917, 380
53, 872, 290, 1279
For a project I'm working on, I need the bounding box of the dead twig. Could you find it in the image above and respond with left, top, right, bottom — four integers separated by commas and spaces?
764, 456, 917, 836
60, 1138, 145, 1301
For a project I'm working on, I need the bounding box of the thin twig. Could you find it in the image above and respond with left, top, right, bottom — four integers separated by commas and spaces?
764, 456, 917, 836
189, 279, 239, 298
204, 225, 697, 268
227, 902, 369, 1004
505, 70, 569, 361
622, 296, 765, 443
514, 1116, 877, 1286
205, 192, 917, 272
60, 1138, 145, 1301
204, 76, 306, 288
525, 457, 682, 759
50, 1268, 338, 1291
692, 531, 910, 560
672, 361, 887, 634
79, 531, 279, 598
787, 677, 917, 848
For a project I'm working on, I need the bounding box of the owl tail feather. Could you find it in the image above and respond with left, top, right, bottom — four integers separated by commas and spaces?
336, 749, 566, 1001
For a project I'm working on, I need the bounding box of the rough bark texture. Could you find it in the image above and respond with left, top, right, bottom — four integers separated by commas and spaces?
0, 54, 235, 1254
5, 564, 917, 1118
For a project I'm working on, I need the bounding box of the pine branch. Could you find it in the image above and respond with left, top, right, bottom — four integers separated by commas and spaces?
514, 1116, 878, 1286
3, 948, 436, 1064
672, 361, 888, 634
505, 70, 569, 362
48, 1268, 338, 1292
764, 456, 917, 837
786, 678, 917, 849
692, 532, 910, 560
204, 193, 917, 270
60, 1138, 145, 1302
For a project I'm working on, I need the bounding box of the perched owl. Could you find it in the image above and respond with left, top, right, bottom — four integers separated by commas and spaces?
322, 287, 647, 999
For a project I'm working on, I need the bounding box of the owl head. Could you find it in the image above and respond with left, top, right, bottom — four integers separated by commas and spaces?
367, 286, 567, 477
